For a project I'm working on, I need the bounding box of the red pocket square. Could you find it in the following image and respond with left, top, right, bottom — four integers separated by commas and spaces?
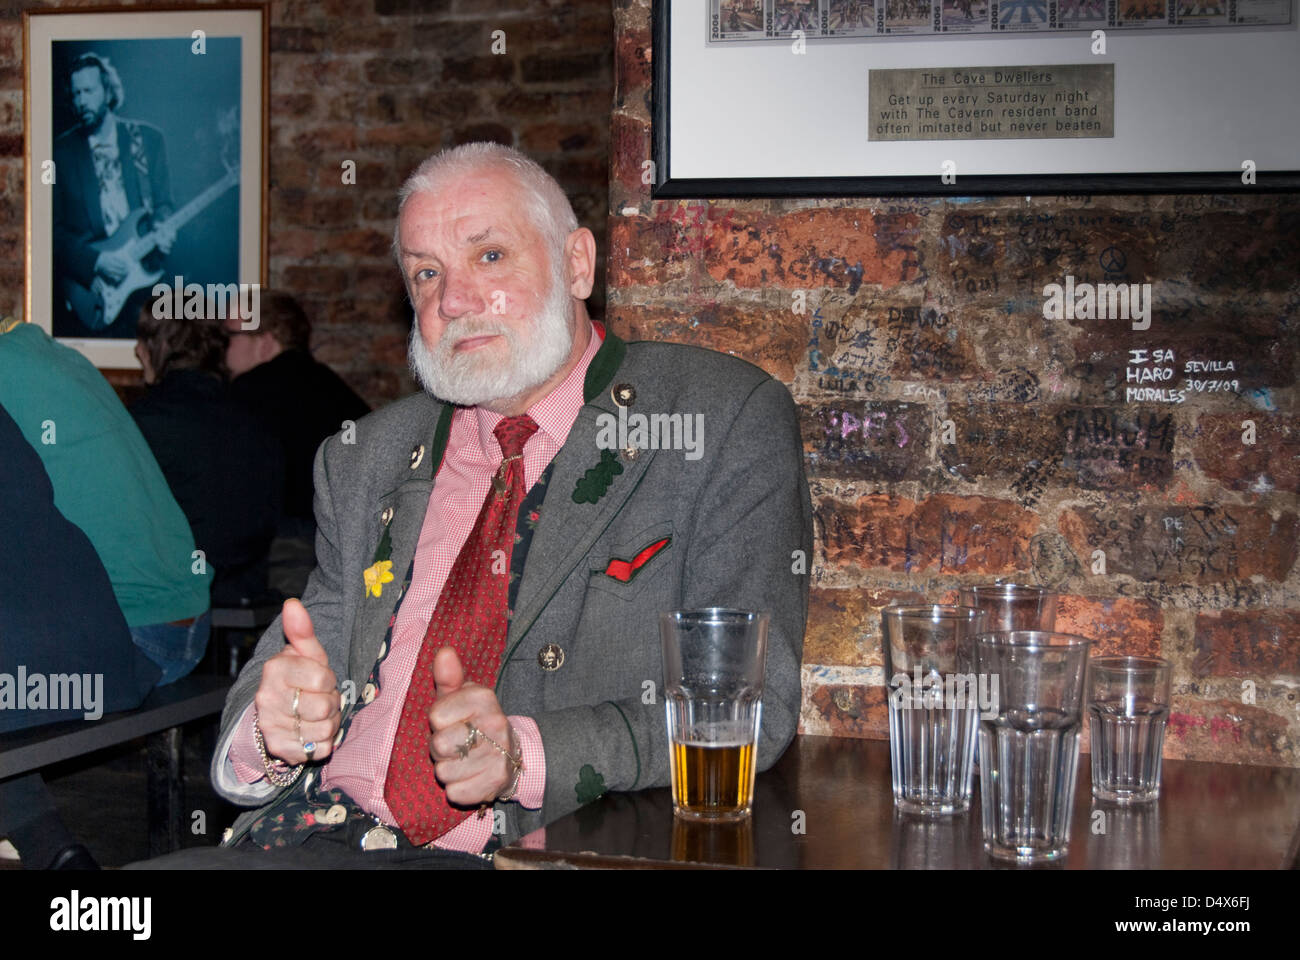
604, 537, 671, 583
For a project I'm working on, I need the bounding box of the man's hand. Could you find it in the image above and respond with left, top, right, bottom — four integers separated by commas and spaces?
153, 222, 177, 256
252, 598, 342, 766
93, 250, 131, 283
428, 648, 514, 807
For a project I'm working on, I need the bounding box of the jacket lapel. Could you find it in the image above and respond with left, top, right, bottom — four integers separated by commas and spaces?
72, 135, 107, 239
347, 401, 452, 684
118, 121, 143, 213
503, 332, 651, 663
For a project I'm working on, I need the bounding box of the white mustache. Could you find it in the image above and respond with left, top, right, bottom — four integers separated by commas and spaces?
440, 320, 512, 353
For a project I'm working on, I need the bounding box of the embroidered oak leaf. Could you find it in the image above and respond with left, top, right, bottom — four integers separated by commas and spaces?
363, 560, 394, 598
572, 449, 624, 504
575, 764, 607, 805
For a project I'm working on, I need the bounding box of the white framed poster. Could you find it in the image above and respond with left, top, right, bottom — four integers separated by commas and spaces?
654, 0, 1300, 196
24, 5, 268, 369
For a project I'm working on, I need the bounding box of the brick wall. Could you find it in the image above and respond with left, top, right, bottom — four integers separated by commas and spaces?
607, 1, 1299, 766
0, 0, 614, 403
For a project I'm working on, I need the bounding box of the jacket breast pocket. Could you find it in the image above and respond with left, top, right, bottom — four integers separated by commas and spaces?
585, 520, 675, 602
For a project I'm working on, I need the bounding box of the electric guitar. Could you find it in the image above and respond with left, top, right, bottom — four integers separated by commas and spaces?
62, 164, 240, 331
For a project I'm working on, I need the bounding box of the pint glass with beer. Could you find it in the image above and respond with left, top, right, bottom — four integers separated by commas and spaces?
660, 609, 769, 821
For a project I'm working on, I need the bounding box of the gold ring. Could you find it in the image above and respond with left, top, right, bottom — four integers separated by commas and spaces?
291, 687, 301, 720
456, 721, 480, 760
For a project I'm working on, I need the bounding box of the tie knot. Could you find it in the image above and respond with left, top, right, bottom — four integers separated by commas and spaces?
493, 414, 538, 460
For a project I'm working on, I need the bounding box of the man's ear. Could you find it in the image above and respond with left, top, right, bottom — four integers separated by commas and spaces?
134, 340, 154, 384
565, 227, 597, 301
256, 331, 285, 362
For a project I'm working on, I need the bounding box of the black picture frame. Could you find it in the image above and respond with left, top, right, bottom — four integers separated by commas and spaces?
650, 0, 1300, 198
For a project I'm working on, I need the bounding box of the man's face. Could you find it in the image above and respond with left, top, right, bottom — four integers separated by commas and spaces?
398, 168, 574, 409
70, 66, 108, 133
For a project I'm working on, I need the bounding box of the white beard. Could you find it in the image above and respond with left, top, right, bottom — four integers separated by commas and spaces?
408, 255, 574, 409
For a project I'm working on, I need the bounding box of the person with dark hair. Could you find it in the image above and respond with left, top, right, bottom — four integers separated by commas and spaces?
131, 300, 284, 611
52, 52, 176, 339
224, 291, 370, 597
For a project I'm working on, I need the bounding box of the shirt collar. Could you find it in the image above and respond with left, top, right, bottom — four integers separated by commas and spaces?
470, 320, 603, 460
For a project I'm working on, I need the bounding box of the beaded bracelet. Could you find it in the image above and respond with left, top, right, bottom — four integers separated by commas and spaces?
253, 710, 305, 787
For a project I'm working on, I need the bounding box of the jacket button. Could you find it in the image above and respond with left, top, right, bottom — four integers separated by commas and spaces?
410, 445, 425, 469
380, 506, 394, 525
538, 643, 565, 671
611, 383, 636, 407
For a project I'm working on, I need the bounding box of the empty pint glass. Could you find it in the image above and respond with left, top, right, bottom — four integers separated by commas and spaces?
958, 583, 1057, 632
1089, 656, 1172, 804
957, 584, 1056, 772
881, 605, 987, 815
976, 632, 1091, 862
660, 609, 768, 821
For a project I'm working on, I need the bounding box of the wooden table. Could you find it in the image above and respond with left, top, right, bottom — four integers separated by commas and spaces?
497, 735, 1300, 869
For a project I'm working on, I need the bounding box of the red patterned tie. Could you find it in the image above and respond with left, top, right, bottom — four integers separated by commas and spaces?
384, 414, 539, 846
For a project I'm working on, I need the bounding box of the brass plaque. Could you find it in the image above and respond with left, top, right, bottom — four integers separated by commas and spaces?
868, 63, 1114, 141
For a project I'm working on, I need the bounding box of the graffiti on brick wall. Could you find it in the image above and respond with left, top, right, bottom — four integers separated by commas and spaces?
814, 495, 1036, 575
1063, 504, 1298, 584
801, 401, 928, 480
808, 293, 894, 395
1056, 407, 1176, 490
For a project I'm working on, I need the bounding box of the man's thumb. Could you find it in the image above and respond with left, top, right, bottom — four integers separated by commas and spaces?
433, 647, 465, 697
282, 598, 329, 666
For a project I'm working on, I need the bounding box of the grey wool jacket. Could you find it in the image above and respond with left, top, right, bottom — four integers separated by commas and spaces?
212, 330, 813, 847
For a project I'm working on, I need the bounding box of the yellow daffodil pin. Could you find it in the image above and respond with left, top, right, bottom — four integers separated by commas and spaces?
363, 560, 394, 598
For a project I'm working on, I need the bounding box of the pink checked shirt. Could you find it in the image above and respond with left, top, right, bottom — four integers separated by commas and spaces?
228, 322, 603, 851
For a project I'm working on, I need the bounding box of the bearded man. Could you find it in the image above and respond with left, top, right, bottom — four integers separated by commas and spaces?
132, 142, 811, 869
52, 52, 177, 338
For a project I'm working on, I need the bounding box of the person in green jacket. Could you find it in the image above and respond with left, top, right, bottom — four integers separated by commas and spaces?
0, 317, 213, 683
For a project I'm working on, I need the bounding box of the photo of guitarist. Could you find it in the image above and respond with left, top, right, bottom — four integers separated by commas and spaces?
52, 52, 176, 339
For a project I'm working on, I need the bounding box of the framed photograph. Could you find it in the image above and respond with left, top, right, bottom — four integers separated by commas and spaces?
653, 0, 1300, 197
24, 4, 268, 369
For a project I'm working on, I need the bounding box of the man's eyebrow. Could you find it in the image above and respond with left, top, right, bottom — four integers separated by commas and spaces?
401, 227, 503, 259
